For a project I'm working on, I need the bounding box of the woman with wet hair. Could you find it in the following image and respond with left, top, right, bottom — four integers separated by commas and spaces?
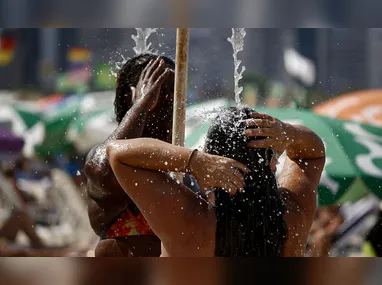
107, 105, 325, 257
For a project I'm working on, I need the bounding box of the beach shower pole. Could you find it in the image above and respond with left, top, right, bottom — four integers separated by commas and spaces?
172, 28, 189, 148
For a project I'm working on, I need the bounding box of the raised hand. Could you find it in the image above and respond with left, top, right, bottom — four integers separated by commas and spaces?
243, 112, 297, 155
131, 56, 171, 111
189, 151, 250, 196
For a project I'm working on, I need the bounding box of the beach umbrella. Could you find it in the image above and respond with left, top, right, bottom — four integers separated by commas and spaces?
66, 108, 116, 154
185, 104, 382, 206
0, 105, 42, 135
313, 89, 382, 127
34, 92, 115, 156
33, 95, 83, 156
0, 104, 45, 158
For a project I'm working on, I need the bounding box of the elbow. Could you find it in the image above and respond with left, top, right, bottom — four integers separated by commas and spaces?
106, 140, 130, 168
317, 136, 326, 159
83, 144, 113, 183
307, 129, 326, 160
106, 141, 119, 166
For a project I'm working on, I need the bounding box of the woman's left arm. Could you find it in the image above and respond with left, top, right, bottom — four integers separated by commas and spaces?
107, 138, 248, 194
106, 138, 247, 255
107, 138, 194, 174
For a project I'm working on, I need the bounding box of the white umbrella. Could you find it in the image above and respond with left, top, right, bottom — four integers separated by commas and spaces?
66, 108, 117, 154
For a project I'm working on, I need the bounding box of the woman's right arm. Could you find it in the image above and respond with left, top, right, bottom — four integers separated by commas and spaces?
245, 113, 325, 256
106, 138, 248, 194
278, 125, 325, 221
279, 131, 325, 256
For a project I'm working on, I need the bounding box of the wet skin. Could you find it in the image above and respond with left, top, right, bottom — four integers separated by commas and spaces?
105, 113, 325, 257
85, 60, 174, 257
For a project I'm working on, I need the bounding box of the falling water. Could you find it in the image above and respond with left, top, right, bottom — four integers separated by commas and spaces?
110, 28, 159, 77
131, 28, 159, 55
227, 28, 246, 105
109, 51, 128, 78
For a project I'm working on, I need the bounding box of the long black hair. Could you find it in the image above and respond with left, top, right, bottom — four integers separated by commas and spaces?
205, 107, 288, 257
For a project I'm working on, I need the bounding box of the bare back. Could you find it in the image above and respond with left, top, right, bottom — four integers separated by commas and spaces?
109, 156, 323, 257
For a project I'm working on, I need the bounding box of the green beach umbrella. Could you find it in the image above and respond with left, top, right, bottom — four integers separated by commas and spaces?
34, 92, 115, 157
34, 95, 83, 156
0, 104, 45, 158
185, 103, 382, 206
263, 107, 382, 205
0, 105, 43, 135
66, 108, 116, 154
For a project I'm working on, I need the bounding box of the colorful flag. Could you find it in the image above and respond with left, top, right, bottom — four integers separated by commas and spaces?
0, 36, 16, 66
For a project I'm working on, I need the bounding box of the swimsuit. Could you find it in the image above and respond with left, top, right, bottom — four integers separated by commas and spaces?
100, 174, 200, 240
100, 204, 154, 239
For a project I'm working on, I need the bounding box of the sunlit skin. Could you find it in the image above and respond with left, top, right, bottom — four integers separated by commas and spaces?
86, 55, 325, 257
84, 57, 175, 257
105, 72, 326, 256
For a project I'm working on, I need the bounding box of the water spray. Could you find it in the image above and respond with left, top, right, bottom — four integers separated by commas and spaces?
131, 28, 159, 55
227, 28, 246, 105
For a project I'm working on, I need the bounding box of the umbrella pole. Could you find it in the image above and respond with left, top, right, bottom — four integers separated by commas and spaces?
172, 29, 189, 147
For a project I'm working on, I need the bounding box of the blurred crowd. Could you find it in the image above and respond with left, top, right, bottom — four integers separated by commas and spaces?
0, 153, 97, 256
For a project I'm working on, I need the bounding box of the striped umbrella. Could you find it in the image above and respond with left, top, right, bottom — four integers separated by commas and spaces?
313, 89, 382, 127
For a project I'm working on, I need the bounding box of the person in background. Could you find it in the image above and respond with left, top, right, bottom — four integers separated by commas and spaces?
308, 206, 344, 257
1, 162, 92, 257
0, 168, 45, 249
364, 210, 382, 256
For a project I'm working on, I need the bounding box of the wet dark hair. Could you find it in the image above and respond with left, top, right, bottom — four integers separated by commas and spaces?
114, 53, 175, 124
205, 107, 288, 257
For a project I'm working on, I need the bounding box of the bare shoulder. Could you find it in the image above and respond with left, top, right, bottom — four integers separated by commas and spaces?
85, 144, 129, 207
84, 144, 109, 177
279, 187, 310, 256
277, 156, 325, 256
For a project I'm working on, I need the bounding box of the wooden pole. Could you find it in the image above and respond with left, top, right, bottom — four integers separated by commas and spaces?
172, 29, 189, 147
